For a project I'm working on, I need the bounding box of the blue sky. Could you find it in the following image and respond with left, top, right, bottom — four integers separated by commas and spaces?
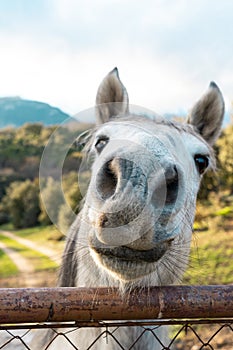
0, 0, 232, 121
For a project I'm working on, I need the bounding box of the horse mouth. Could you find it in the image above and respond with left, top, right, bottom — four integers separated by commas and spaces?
89, 236, 170, 263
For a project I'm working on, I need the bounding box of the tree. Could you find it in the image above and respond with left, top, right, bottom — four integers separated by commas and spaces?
0, 202, 10, 225
57, 172, 83, 235
217, 125, 233, 193
3, 180, 40, 228
39, 177, 64, 226
198, 124, 233, 199
62, 171, 82, 211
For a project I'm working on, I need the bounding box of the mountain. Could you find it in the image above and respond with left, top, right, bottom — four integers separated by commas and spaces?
0, 97, 70, 127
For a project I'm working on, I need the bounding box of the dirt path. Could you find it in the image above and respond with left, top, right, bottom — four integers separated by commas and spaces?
0, 240, 36, 287
0, 241, 34, 273
0, 230, 62, 264
0, 230, 61, 287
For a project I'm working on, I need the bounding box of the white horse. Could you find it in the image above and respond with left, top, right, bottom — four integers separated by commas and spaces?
34, 68, 224, 349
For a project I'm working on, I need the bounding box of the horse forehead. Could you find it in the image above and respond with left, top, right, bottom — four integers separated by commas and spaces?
95, 121, 210, 168
97, 121, 188, 148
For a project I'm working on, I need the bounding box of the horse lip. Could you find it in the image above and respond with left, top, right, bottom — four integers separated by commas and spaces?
89, 236, 171, 263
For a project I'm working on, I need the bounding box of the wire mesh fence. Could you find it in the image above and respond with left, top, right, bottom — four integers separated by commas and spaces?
0, 286, 233, 349
1, 320, 233, 349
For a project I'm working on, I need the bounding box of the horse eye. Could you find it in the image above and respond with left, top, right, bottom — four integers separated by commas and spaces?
95, 137, 109, 153
194, 154, 209, 174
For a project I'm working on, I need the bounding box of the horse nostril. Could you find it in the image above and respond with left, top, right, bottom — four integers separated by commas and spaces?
96, 160, 118, 199
165, 165, 179, 205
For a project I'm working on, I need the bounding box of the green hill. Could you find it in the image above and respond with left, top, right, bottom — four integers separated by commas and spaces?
0, 97, 70, 127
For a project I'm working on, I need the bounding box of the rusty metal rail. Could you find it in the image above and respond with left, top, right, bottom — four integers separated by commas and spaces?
0, 285, 233, 325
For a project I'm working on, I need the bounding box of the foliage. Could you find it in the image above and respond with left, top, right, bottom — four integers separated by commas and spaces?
0, 173, 25, 201
57, 171, 82, 235
0, 123, 83, 185
39, 177, 64, 226
217, 125, 233, 193
62, 171, 82, 211
0, 202, 10, 225
198, 124, 233, 199
2, 180, 40, 228
39, 172, 82, 236
0, 122, 85, 229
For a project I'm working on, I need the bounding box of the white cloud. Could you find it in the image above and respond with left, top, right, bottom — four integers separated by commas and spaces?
0, 0, 232, 122
50, 0, 116, 23
0, 32, 223, 120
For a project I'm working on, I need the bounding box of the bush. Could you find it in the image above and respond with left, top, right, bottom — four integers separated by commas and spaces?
39, 177, 64, 226
0, 203, 10, 225
3, 180, 40, 228
39, 172, 83, 229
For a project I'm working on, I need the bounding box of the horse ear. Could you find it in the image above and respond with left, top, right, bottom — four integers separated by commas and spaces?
187, 82, 224, 145
95, 68, 129, 124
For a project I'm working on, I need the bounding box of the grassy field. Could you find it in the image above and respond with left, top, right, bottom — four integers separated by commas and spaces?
0, 224, 65, 251
0, 225, 64, 286
184, 227, 233, 285
0, 233, 58, 272
184, 195, 233, 285
0, 249, 18, 278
